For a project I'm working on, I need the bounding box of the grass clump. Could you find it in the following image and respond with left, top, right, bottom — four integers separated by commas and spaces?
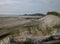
53, 24, 60, 32
35, 25, 54, 36
10, 29, 20, 37
53, 24, 60, 29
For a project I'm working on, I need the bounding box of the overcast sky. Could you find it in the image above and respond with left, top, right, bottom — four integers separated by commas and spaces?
0, 0, 60, 15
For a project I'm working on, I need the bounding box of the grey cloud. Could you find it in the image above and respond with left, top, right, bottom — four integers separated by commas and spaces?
0, 0, 60, 15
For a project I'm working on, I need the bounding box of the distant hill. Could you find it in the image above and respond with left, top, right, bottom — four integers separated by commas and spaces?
24, 13, 45, 16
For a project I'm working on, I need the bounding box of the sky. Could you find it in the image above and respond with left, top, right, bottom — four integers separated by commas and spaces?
0, 0, 60, 15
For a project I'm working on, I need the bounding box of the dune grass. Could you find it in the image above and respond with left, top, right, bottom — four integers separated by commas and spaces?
53, 24, 60, 29
47, 11, 60, 17
10, 29, 20, 37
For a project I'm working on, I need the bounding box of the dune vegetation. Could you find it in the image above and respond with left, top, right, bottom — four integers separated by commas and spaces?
47, 11, 60, 17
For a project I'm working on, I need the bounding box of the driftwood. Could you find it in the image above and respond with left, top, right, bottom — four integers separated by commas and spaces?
25, 34, 60, 44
